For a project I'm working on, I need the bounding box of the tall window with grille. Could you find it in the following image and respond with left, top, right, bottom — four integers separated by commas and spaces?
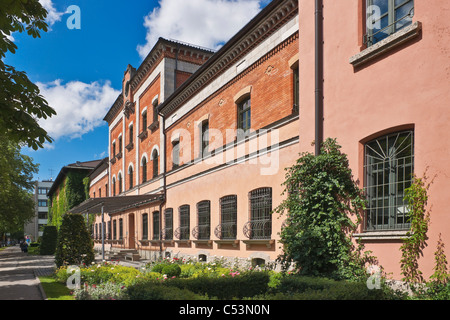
366, 0, 414, 46
364, 130, 414, 231
142, 213, 148, 240
164, 208, 173, 240
246, 188, 272, 239
152, 211, 160, 240
218, 195, 237, 240
195, 201, 210, 240
177, 205, 190, 240
113, 220, 117, 240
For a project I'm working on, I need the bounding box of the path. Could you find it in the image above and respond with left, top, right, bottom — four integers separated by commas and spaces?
0, 245, 55, 300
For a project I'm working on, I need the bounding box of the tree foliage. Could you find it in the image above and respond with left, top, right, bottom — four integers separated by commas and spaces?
40, 225, 58, 255
0, 0, 56, 150
55, 214, 95, 268
275, 138, 375, 280
0, 137, 38, 233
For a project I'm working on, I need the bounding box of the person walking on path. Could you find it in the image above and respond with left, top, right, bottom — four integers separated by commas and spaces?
0, 245, 55, 300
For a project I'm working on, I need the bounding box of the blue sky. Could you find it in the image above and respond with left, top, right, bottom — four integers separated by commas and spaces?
6, 0, 269, 181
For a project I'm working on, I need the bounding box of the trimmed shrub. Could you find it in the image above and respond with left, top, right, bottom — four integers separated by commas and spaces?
161, 264, 181, 278
55, 213, 95, 268
164, 271, 270, 299
125, 281, 208, 300
40, 226, 57, 255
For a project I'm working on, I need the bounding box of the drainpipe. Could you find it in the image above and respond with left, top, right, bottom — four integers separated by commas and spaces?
315, 0, 324, 156
157, 106, 167, 258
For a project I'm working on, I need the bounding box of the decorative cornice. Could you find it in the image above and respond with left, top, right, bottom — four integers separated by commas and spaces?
159, 0, 298, 117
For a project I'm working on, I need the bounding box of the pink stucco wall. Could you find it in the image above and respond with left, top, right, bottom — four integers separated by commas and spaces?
299, 0, 450, 279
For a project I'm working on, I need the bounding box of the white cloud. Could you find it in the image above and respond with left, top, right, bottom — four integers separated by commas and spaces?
38, 0, 64, 26
36, 80, 120, 141
137, 0, 265, 59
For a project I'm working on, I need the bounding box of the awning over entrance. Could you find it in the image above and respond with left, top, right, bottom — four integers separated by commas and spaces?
68, 193, 164, 215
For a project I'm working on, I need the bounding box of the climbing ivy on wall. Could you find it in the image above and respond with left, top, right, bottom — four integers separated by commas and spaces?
49, 170, 89, 230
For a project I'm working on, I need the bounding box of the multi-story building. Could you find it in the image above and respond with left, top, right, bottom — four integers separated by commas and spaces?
71, 0, 299, 266
25, 180, 53, 241
71, 0, 449, 279
298, 0, 450, 279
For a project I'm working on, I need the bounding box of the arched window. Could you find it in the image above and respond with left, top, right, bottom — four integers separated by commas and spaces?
112, 177, 116, 196
142, 157, 147, 183
364, 130, 414, 230
118, 173, 123, 194
152, 149, 159, 178
247, 187, 272, 240
128, 165, 134, 190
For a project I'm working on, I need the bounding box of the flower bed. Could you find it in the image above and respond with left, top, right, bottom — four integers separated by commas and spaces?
53, 257, 401, 300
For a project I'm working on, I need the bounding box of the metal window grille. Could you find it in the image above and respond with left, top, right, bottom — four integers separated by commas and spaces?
244, 188, 272, 239
175, 205, 190, 240
163, 208, 173, 240
119, 218, 123, 240
364, 130, 414, 231
142, 214, 148, 240
113, 220, 117, 240
194, 201, 210, 240
215, 195, 237, 240
152, 211, 160, 240
365, 0, 414, 46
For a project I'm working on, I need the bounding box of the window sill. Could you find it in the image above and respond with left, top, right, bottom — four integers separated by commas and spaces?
349, 21, 422, 68
242, 239, 275, 249
353, 230, 410, 241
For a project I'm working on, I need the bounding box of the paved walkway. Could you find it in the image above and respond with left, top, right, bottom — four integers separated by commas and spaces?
0, 245, 55, 300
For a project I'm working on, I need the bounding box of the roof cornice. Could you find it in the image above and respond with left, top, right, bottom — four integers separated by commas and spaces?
159, 0, 298, 117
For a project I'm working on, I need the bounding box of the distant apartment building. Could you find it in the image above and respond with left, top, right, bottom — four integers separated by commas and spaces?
25, 180, 53, 241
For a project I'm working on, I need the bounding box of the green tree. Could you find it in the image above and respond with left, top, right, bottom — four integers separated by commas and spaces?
0, 137, 38, 233
1, 0, 56, 150
55, 214, 95, 268
275, 138, 375, 280
40, 225, 57, 255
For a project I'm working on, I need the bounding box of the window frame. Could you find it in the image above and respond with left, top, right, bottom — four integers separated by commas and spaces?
237, 96, 251, 134
363, 130, 414, 231
365, 0, 414, 46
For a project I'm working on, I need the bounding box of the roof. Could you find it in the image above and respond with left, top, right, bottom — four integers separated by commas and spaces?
68, 193, 164, 215
47, 159, 103, 198
103, 37, 215, 124
158, 0, 298, 118
87, 157, 109, 180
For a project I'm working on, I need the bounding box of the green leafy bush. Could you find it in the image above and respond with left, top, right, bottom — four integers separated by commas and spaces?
54, 214, 95, 268
164, 270, 270, 299
161, 264, 181, 278
125, 281, 208, 300
40, 226, 57, 255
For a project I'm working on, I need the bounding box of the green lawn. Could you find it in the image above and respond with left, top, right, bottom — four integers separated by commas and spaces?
39, 276, 75, 300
